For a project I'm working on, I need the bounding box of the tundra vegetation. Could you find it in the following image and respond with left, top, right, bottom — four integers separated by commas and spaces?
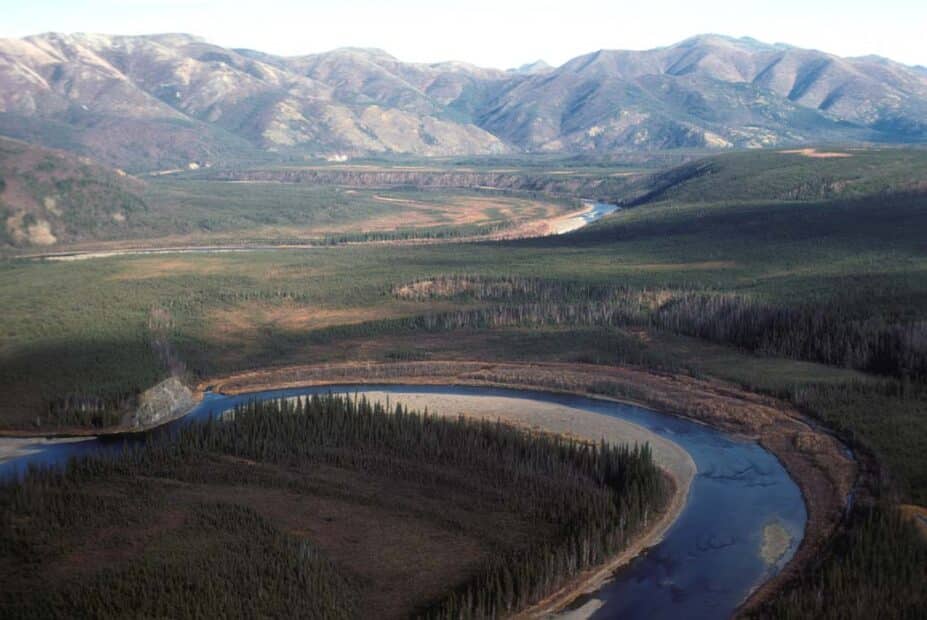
1, 148, 926, 616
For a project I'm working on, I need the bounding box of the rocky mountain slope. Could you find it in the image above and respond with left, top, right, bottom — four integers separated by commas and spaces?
479, 35, 927, 151
0, 33, 925, 169
0, 34, 509, 170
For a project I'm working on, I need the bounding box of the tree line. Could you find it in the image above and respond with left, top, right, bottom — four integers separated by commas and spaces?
390, 275, 927, 381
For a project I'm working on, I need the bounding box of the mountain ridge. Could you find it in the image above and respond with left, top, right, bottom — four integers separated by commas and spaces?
1, 32, 925, 169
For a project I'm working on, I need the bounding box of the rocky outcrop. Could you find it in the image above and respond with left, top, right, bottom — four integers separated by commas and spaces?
124, 377, 196, 430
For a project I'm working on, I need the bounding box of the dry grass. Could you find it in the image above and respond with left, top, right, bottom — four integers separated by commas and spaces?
210, 303, 384, 337
108, 257, 231, 280
354, 195, 563, 232
208, 301, 457, 341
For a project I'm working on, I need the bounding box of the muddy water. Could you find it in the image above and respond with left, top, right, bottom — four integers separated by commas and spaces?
0, 384, 805, 619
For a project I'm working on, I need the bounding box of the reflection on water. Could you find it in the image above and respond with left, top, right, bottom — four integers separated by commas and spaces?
0, 384, 806, 620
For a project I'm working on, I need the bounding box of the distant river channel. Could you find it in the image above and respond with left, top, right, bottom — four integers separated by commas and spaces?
0, 384, 806, 619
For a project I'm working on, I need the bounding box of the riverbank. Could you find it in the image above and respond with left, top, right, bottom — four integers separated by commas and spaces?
207, 360, 856, 614
336, 389, 695, 485
519, 471, 685, 619
0, 436, 90, 464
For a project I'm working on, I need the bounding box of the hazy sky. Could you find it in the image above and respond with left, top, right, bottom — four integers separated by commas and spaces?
2, 0, 925, 68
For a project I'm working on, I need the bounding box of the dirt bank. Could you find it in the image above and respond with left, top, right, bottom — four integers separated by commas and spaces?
207, 360, 856, 615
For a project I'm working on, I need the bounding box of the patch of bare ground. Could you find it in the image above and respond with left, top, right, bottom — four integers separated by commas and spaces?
781, 148, 853, 158
208, 301, 460, 344
108, 256, 230, 280
357, 195, 560, 232
207, 360, 856, 615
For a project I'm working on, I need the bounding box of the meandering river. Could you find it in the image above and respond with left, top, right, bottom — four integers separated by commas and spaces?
27, 201, 619, 262
0, 384, 806, 619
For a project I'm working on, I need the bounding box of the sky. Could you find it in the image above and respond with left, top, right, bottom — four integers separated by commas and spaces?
1, 0, 925, 68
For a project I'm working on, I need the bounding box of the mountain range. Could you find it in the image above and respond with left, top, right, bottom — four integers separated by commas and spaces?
1, 32, 926, 170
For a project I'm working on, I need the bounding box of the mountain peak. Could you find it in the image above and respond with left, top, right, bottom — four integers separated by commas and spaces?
328, 47, 396, 60
674, 33, 776, 51
508, 60, 553, 75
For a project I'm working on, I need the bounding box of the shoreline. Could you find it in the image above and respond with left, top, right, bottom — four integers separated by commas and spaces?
517, 471, 686, 618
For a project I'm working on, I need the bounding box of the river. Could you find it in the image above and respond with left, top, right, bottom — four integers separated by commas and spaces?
0, 384, 805, 619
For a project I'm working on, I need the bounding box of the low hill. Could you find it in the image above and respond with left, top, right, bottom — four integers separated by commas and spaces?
0, 136, 148, 247
621, 147, 927, 205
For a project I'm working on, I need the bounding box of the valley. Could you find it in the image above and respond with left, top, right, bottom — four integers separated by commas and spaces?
2, 1, 926, 614
2, 144, 925, 617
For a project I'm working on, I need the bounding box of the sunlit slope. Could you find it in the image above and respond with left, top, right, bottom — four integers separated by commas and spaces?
621, 147, 927, 204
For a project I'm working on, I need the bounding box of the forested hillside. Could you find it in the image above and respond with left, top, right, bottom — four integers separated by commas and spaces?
0, 136, 147, 247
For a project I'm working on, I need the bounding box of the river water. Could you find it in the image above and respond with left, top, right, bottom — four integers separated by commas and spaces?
0, 384, 805, 619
